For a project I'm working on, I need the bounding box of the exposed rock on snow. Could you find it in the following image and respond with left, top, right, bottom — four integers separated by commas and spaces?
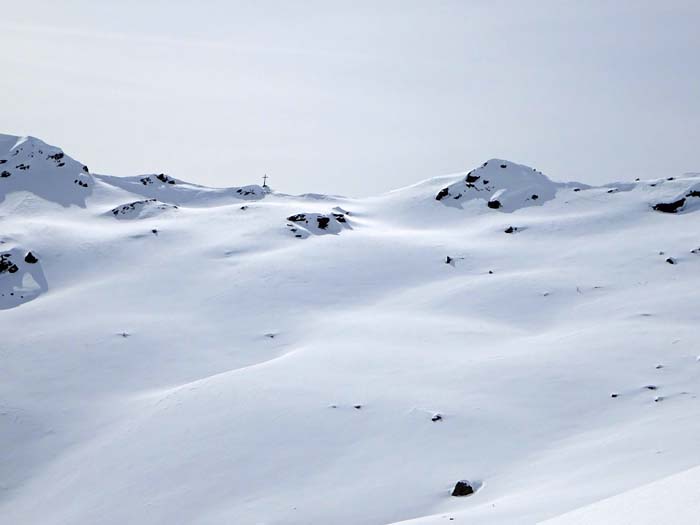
451, 480, 475, 497
0, 134, 92, 206
434, 159, 573, 212
286, 212, 351, 238
652, 182, 700, 214
98, 173, 268, 205
0, 246, 48, 309
109, 199, 178, 220
653, 198, 686, 213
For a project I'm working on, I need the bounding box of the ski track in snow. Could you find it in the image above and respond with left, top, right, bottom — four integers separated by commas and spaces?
1, 134, 700, 524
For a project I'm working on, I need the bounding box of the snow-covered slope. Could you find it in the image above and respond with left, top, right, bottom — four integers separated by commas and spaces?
540, 465, 700, 525
1, 133, 699, 524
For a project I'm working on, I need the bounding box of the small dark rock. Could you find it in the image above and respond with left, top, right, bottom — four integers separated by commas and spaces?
1, 170, 10, 178
504, 226, 516, 234
487, 200, 502, 209
611, 393, 619, 398
24, 252, 38, 264
436, 188, 449, 201
445, 256, 452, 264
666, 257, 676, 265
466, 173, 480, 183
531, 194, 539, 200
500, 164, 507, 169
451, 480, 474, 497
645, 385, 658, 390
431, 414, 443, 422
317, 217, 330, 229
353, 404, 362, 410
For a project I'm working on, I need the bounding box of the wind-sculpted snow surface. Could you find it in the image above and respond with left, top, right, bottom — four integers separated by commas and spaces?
2, 134, 700, 525
98, 173, 267, 205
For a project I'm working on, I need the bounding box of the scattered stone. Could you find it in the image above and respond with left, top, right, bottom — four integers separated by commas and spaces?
151, 229, 158, 235
445, 256, 453, 264
666, 257, 676, 265
353, 404, 362, 410
654, 396, 663, 403
488, 270, 493, 274
645, 385, 658, 390
1, 170, 10, 178
451, 480, 474, 497
611, 393, 619, 398
487, 199, 502, 209
24, 252, 38, 264
431, 413, 443, 422
504, 226, 517, 234
655, 364, 664, 369
436, 188, 449, 201
0, 254, 19, 274
500, 163, 507, 168
531, 194, 539, 200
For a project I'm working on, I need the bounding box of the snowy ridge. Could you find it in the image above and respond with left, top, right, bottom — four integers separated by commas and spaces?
1, 133, 700, 525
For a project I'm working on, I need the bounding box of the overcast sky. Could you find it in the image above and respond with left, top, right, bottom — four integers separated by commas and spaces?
3, 1, 699, 196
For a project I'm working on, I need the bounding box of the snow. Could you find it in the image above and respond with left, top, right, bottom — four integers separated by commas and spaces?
540, 465, 700, 525
1, 133, 700, 524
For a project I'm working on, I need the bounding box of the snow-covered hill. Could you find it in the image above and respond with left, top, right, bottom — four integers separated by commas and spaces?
1, 133, 699, 524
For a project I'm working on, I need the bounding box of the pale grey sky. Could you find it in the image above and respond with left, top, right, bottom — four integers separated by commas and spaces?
3, 1, 699, 196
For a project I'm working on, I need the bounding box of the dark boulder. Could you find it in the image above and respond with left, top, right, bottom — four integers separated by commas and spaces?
504, 226, 517, 234
436, 188, 449, 201
451, 480, 474, 497
466, 173, 480, 183
487, 200, 502, 209
653, 199, 686, 213
317, 217, 330, 229
24, 252, 38, 264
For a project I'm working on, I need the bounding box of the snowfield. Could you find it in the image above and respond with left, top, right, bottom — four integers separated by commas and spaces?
1, 134, 699, 524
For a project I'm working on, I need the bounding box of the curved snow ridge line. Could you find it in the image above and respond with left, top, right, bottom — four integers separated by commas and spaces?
131, 345, 306, 403
539, 464, 700, 524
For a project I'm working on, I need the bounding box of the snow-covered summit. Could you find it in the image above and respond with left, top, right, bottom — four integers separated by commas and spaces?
0, 134, 92, 206
434, 158, 581, 211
